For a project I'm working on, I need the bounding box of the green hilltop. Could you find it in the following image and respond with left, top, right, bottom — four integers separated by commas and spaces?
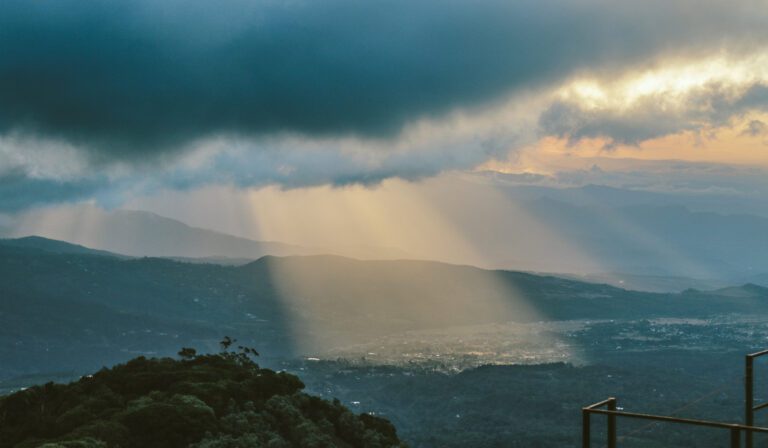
0, 344, 405, 448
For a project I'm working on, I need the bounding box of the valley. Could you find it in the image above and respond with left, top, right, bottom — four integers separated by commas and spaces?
3, 238, 768, 446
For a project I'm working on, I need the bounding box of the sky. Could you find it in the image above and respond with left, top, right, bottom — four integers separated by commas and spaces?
2, 0, 768, 261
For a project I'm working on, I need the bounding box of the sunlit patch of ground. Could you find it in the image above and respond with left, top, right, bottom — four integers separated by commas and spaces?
317, 320, 591, 370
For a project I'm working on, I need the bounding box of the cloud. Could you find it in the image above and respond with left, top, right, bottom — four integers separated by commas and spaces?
476, 159, 768, 201
0, 170, 108, 211
2, 0, 768, 211
2, 0, 767, 160
742, 119, 768, 136
539, 99, 691, 148
539, 81, 768, 148
0, 126, 517, 210
146, 124, 521, 193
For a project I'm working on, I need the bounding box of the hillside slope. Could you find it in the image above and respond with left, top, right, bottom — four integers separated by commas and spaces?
3, 238, 768, 380
4, 209, 409, 261
0, 348, 405, 448
0, 236, 123, 258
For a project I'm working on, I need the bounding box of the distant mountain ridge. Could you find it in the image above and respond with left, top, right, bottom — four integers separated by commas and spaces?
5, 200, 768, 286
0, 235, 123, 258
62, 209, 314, 258
522, 198, 768, 279
3, 238, 768, 383
692, 283, 768, 298
478, 172, 768, 217
3, 208, 410, 261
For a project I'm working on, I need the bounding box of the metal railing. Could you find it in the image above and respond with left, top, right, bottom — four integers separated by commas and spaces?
582, 348, 768, 447
582, 397, 768, 447
745, 349, 768, 448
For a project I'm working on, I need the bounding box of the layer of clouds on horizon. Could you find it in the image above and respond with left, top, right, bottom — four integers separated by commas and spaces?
2, 0, 768, 210
541, 82, 768, 148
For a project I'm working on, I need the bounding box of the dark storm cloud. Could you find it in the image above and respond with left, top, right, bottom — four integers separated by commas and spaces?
0, 170, 107, 211
2, 0, 766, 159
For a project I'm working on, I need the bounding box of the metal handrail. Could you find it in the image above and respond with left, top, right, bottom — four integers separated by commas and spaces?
745, 349, 768, 447
583, 348, 768, 447
583, 397, 768, 448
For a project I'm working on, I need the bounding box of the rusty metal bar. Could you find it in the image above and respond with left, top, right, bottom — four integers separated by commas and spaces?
586, 407, 768, 433
607, 398, 617, 448
744, 348, 768, 448
584, 349, 768, 446
582, 397, 616, 448
753, 402, 768, 412
585, 397, 616, 410
732, 427, 741, 448
747, 349, 768, 358
747, 355, 754, 448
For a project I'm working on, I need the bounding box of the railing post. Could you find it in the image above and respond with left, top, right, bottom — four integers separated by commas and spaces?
582, 408, 591, 448
732, 426, 742, 448
607, 398, 617, 448
746, 355, 754, 448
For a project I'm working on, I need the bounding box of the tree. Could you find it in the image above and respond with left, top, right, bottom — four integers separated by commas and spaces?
178, 348, 197, 360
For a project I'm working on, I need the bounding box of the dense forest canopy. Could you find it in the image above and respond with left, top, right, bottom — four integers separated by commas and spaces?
0, 343, 405, 448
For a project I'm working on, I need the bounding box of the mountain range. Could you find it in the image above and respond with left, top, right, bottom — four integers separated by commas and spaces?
4, 196, 768, 289
3, 236, 768, 385
1, 208, 411, 261
521, 198, 768, 279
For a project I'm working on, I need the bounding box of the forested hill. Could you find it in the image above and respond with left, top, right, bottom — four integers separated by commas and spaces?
0, 347, 405, 448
